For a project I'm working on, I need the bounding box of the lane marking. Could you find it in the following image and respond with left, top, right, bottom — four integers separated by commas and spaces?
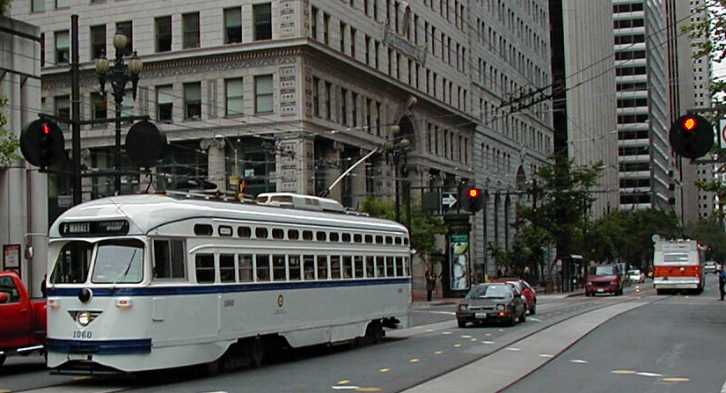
356, 388, 383, 392
460, 335, 472, 338
636, 372, 663, 377
662, 377, 689, 383
427, 311, 456, 315
434, 351, 443, 355
529, 317, 542, 322
0, 390, 11, 393
73, 376, 93, 381
409, 358, 420, 363
332, 386, 360, 390
442, 331, 452, 335
538, 354, 554, 358
570, 359, 588, 364
337, 380, 351, 385
470, 338, 477, 342
506, 347, 521, 352
498, 329, 504, 332
484, 333, 492, 337
425, 329, 434, 332
482, 341, 496, 344
611, 370, 637, 375
378, 368, 390, 373
453, 343, 462, 348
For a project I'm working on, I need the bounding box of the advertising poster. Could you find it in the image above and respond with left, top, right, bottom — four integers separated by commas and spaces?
449, 234, 469, 290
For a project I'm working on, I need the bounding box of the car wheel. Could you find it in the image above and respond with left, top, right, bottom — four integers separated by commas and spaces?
457, 319, 467, 328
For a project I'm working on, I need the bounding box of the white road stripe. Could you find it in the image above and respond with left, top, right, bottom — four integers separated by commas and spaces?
332, 386, 361, 390
636, 372, 662, 377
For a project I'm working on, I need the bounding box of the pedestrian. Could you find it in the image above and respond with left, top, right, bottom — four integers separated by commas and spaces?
40, 274, 47, 298
425, 268, 436, 302
719, 267, 726, 301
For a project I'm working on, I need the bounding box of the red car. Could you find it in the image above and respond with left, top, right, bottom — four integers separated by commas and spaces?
585, 264, 624, 296
494, 278, 537, 314
0, 271, 47, 367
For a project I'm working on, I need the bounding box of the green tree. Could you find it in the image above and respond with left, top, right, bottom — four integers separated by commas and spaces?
0, 0, 11, 15
0, 97, 20, 167
685, 217, 726, 262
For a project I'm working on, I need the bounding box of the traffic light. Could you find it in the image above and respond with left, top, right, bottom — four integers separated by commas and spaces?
669, 114, 714, 159
463, 186, 483, 213
20, 118, 65, 169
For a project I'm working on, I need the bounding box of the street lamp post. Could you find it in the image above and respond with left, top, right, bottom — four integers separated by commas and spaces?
95, 33, 143, 195
386, 138, 410, 224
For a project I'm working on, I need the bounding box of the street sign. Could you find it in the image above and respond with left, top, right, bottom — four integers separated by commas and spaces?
442, 192, 458, 209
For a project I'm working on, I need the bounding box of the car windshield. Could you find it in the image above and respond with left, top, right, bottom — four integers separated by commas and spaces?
466, 285, 512, 299
594, 266, 616, 275
91, 239, 145, 284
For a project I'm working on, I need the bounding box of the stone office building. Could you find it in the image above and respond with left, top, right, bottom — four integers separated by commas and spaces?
12, 0, 553, 283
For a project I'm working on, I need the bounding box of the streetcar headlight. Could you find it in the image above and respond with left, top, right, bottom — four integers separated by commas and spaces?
496, 304, 505, 311
77, 311, 91, 326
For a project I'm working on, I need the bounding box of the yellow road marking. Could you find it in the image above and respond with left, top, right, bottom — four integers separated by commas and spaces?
356, 388, 383, 392
378, 368, 390, 373
0, 389, 11, 393
73, 376, 93, 381
662, 377, 690, 383
611, 370, 636, 375
453, 343, 462, 348
337, 380, 351, 385
434, 350, 443, 355
409, 358, 420, 363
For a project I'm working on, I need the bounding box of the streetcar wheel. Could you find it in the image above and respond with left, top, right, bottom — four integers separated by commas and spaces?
249, 338, 264, 368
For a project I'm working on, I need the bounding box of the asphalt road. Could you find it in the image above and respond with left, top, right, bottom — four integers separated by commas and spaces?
505, 274, 726, 393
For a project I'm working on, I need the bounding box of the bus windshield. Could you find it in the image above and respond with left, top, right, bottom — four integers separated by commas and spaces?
50, 241, 94, 284
91, 239, 144, 284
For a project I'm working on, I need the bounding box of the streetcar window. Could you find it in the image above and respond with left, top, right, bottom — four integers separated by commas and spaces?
218, 226, 233, 237
385, 236, 393, 244
238, 254, 253, 282
330, 232, 340, 242
255, 227, 269, 239
303, 255, 315, 280
316, 231, 327, 241
353, 234, 362, 243
238, 226, 252, 238
317, 255, 329, 280
403, 238, 409, 245
288, 229, 300, 240
354, 256, 364, 278
195, 254, 215, 284
272, 228, 285, 239
375, 235, 383, 244
402, 256, 409, 276
194, 224, 213, 236
343, 256, 353, 278
51, 241, 93, 284
365, 234, 373, 244
256, 254, 270, 282
153, 239, 186, 280
342, 233, 351, 242
330, 256, 341, 279
302, 230, 313, 240
394, 256, 401, 277
386, 256, 394, 277
395, 237, 402, 245
272, 255, 286, 281
289, 255, 301, 281
220, 254, 236, 283
375, 256, 385, 277
365, 256, 375, 278
92, 239, 144, 284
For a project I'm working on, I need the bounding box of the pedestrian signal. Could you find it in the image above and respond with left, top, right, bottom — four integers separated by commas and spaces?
20, 119, 65, 169
669, 114, 713, 159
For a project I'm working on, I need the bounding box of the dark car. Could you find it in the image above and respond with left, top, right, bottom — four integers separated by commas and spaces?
456, 283, 527, 328
585, 264, 624, 296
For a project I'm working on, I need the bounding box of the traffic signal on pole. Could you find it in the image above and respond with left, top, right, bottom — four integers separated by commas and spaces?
668, 114, 714, 159
464, 186, 483, 213
20, 118, 65, 169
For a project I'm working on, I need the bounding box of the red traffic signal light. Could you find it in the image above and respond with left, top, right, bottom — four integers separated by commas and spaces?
465, 187, 483, 212
669, 114, 713, 159
21, 118, 65, 169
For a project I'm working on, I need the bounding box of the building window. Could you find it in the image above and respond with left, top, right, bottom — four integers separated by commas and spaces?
31, 0, 44, 12
340, 22, 347, 52
55, 0, 68, 9
341, 88, 348, 126
40, 33, 45, 66
313, 77, 320, 117
255, 75, 274, 113
374, 40, 380, 69
90, 93, 107, 126
115, 21, 133, 55
155, 16, 172, 53
311, 7, 319, 40
350, 28, 357, 58
253, 3, 272, 41
182, 12, 200, 49
225, 78, 243, 116
325, 81, 332, 121
351, 92, 358, 127
156, 85, 173, 122
323, 13, 330, 45
55, 30, 69, 64
183, 82, 202, 120
224, 7, 242, 44
90, 25, 106, 59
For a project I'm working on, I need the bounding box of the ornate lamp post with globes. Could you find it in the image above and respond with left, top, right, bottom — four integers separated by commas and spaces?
95, 32, 143, 195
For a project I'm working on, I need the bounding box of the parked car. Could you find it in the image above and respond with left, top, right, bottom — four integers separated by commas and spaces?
704, 261, 719, 274
0, 271, 46, 367
585, 264, 624, 296
627, 269, 645, 284
493, 278, 537, 314
456, 283, 527, 328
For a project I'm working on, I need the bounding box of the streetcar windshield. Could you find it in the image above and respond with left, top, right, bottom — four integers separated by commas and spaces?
92, 239, 145, 284
51, 241, 94, 284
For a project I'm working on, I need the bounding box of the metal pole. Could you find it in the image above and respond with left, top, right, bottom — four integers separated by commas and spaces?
395, 155, 401, 222
71, 15, 81, 205
114, 95, 122, 194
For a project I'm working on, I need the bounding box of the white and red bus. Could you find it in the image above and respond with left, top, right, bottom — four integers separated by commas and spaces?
653, 238, 705, 295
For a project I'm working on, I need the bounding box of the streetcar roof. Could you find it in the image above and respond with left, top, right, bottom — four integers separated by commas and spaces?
48, 194, 408, 238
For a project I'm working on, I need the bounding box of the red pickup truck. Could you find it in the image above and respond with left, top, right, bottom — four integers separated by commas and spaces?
0, 271, 46, 367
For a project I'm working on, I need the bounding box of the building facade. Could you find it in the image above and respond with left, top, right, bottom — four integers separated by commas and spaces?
11, 0, 553, 286
0, 15, 47, 296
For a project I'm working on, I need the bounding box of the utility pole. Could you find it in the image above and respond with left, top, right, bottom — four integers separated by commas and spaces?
71, 15, 81, 205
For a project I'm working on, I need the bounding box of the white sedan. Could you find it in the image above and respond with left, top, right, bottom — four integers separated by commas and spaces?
627, 269, 645, 283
